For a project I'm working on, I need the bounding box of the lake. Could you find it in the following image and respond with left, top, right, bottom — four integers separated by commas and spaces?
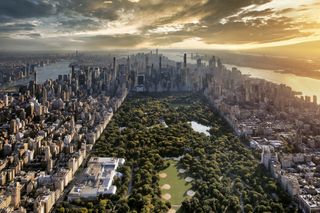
189, 121, 211, 136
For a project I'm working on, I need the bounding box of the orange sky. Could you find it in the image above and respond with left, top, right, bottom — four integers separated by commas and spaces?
0, 0, 320, 52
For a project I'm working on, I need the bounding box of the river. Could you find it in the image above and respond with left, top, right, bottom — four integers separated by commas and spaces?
7, 53, 320, 103
36, 60, 71, 84
224, 64, 320, 102
163, 52, 320, 103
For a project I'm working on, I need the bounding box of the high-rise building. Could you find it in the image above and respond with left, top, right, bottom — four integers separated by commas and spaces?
10, 119, 17, 134
42, 87, 47, 104
34, 71, 37, 84
197, 58, 201, 68
305, 96, 311, 103
313, 95, 317, 104
11, 182, 21, 209
29, 102, 35, 116
209, 56, 216, 68
145, 55, 149, 71
45, 146, 51, 161
47, 158, 53, 172
183, 53, 187, 68
3, 94, 8, 107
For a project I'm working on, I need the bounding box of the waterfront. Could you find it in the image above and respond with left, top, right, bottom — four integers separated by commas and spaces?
224, 64, 320, 102
164, 51, 320, 102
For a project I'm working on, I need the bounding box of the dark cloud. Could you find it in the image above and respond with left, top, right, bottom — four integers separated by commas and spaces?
58, 18, 102, 31
198, 19, 311, 44
18, 33, 41, 38
56, 0, 135, 21
0, 23, 36, 32
0, 0, 58, 19
141, 0, 313, 45
0, 0, 318, 50
0, 15, 14, 23
137, 0, 206, 30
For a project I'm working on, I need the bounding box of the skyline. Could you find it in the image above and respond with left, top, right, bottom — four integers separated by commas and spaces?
1, 0, 320, 53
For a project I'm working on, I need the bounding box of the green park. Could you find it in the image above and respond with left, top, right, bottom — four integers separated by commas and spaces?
57, 93, 293, 213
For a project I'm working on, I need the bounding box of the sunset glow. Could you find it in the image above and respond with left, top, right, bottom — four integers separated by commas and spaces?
0, 0, 320, 51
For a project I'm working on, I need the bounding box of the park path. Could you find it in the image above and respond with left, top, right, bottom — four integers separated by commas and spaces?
127, 166, 134, 196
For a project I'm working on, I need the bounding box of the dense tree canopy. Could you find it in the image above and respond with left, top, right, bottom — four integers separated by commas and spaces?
60, 93, 294, 213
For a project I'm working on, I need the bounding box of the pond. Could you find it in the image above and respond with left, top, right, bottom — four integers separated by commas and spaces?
189, 121, 211, 136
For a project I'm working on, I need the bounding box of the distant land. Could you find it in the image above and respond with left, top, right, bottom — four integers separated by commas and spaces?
195, 49, 320, 80
247, 40, 320, 59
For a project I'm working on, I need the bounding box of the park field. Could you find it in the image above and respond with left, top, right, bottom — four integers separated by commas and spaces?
159, 160, 192, 207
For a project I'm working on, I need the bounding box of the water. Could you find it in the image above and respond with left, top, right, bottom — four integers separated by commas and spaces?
164, 51, 320, 101
0, 76, 33, 89
9, 52, 320, 103
162, 51, 200, 65
224, 64, 320, 102
36, 60, 71, 84
189, 121, 211, 136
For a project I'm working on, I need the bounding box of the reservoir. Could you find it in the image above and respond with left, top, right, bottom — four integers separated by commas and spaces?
189, 121, 211, 136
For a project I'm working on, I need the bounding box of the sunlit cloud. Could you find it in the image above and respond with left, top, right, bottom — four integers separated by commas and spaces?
0, 0, 320, 51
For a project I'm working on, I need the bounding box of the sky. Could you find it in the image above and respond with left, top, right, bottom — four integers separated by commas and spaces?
0, 0, 320, 52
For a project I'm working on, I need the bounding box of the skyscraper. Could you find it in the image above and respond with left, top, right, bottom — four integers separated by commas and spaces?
42, 87, 47, 104
3, 94, 8, 107
11, 182, 21, 208
34, 70, 37, 84
197, 58, 201, 68
10, 119, 17, 134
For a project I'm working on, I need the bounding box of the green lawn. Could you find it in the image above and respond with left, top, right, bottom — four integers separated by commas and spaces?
159, 160, 191, 206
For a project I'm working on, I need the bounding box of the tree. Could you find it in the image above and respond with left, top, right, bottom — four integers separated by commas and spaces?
99, 199, 108, 211
57, 207, 65, 213
244, 204, 253, 213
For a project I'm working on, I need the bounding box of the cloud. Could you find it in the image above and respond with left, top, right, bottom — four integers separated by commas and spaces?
58, 17, 102, 31
0, 0, 319, 50
198, 19, 311, 44
0, 0, 58, 19
0, 23, 36, 32
140, 0, 317, 45
81, 34, 145, 48
18, 33, 42, 38
56, 0, 135, 21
